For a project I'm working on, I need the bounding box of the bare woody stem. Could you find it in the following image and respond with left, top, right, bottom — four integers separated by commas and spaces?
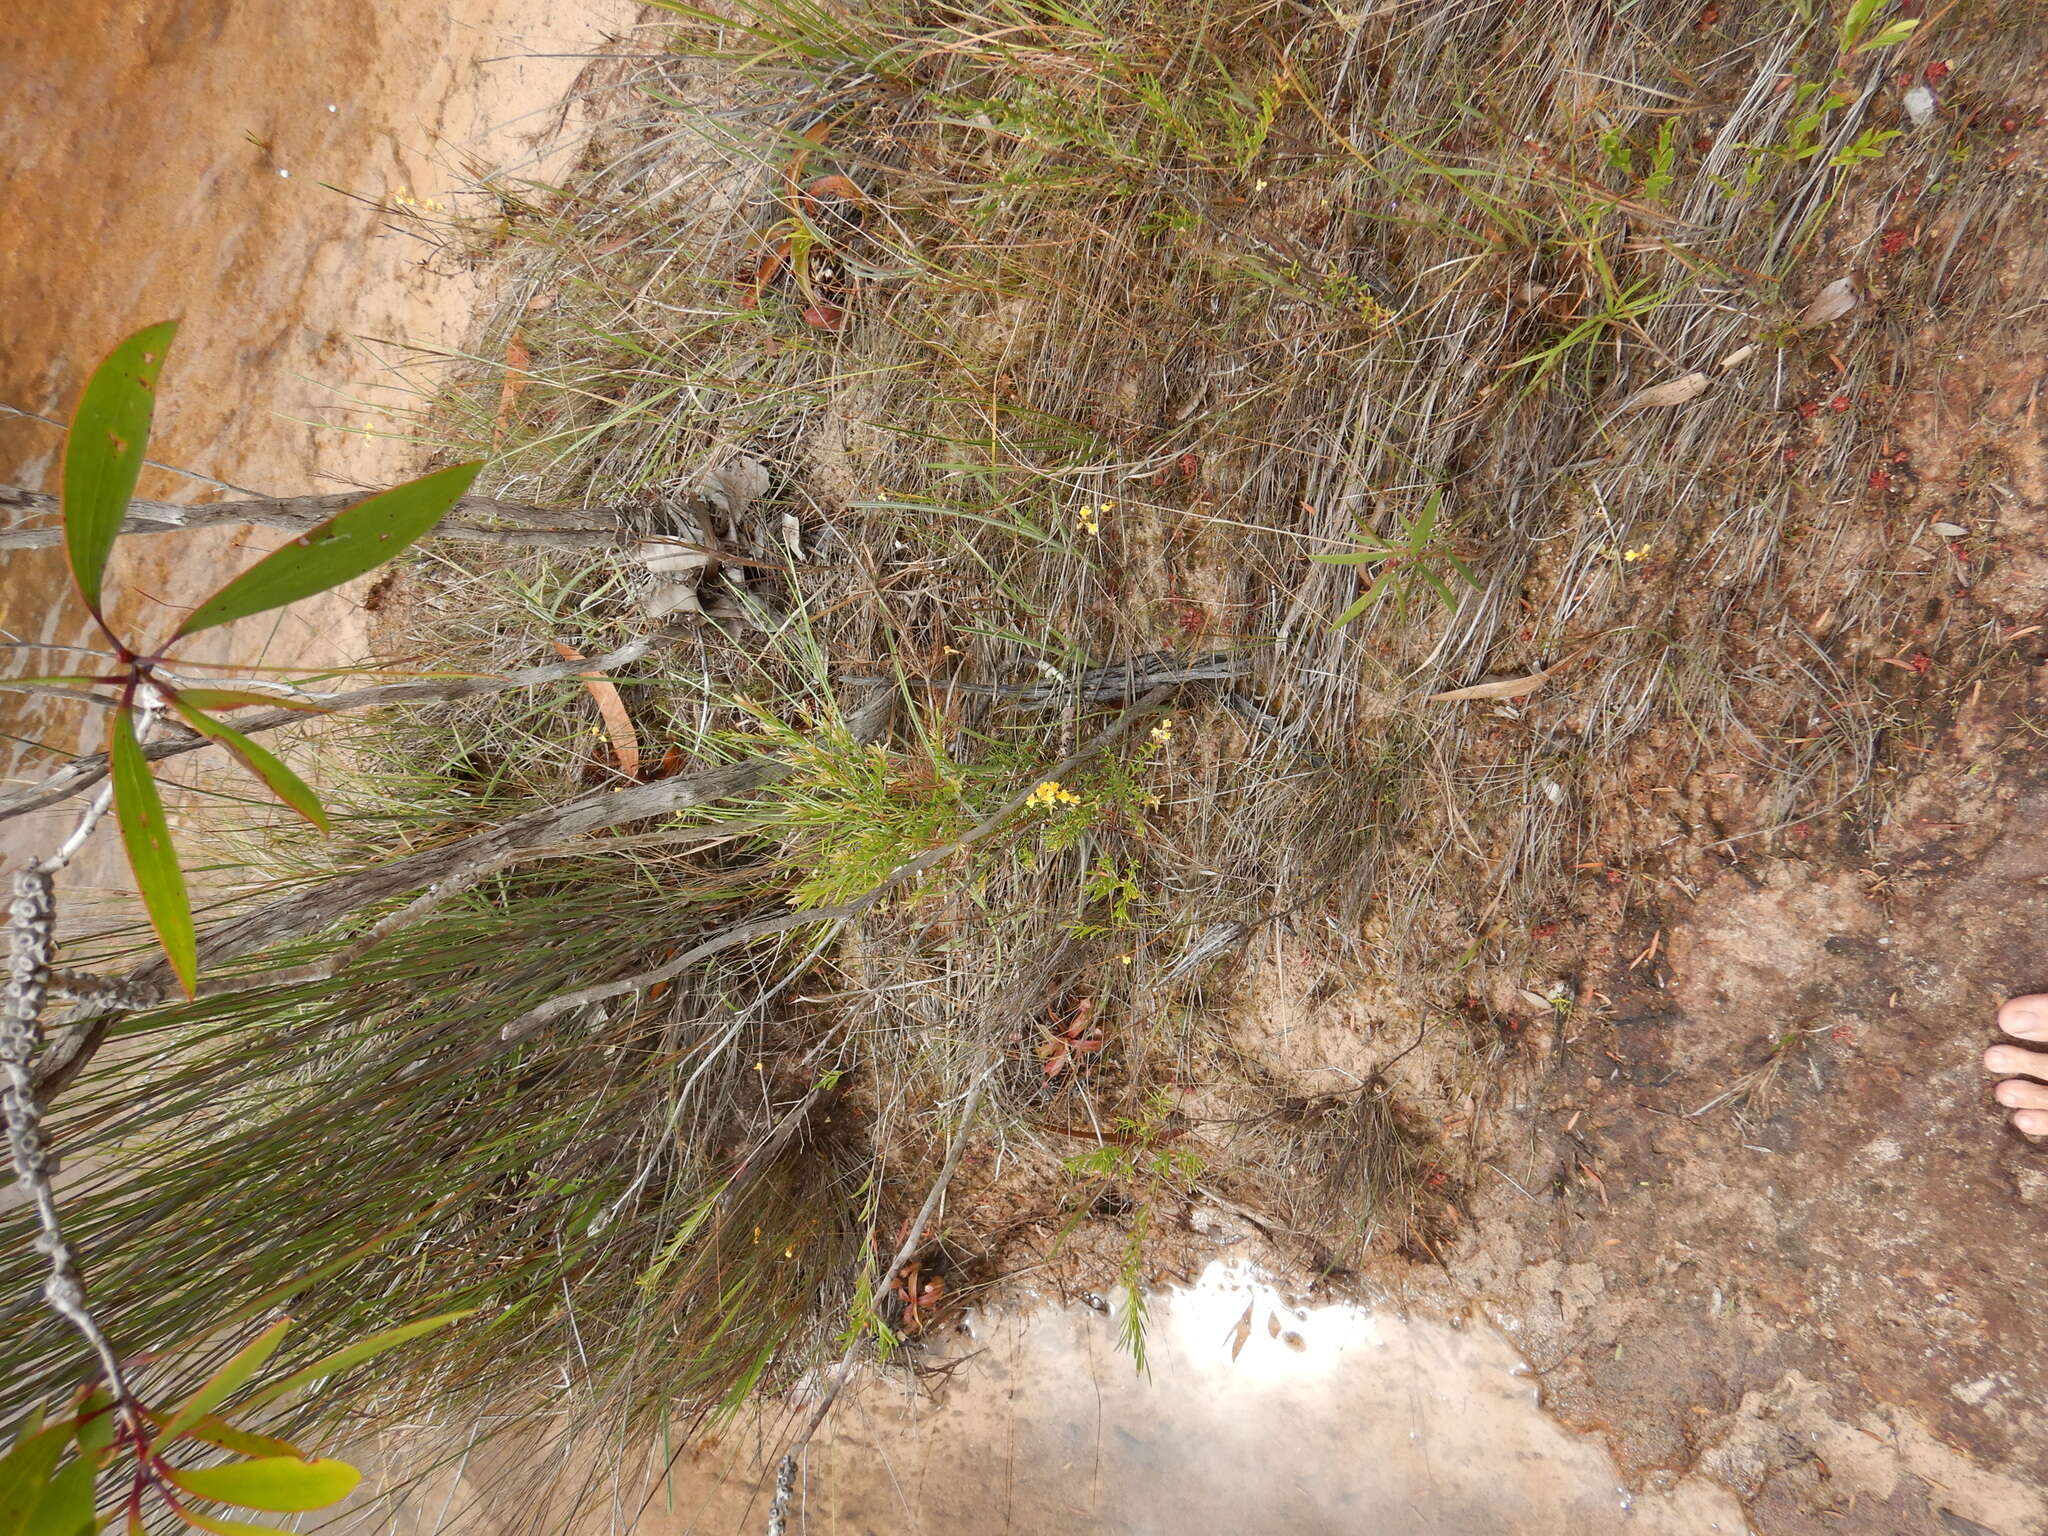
0, 484, 641, 553
4, 870, 133, 1407
0, 628, 682, 825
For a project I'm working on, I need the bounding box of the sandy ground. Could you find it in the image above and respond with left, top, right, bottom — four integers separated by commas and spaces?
355, 1264, 1753, 1536
0, 0, 639, 895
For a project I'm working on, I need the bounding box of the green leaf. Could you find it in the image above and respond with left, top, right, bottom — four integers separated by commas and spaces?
0, 1425, 72, 1536
165, 1460, 359, 1514
166, 701, 327, 832
156, 1320, 293, 1446
0, 677, 121, 691
62, 322, 178, 618
172, 690, 322, 714
109, 710, 197, 998
70, 1390, 115, 1457
147, 1417, 300, 1465
23, 1457, 94, 1536
173, 463, 482, 638
1861, 18, 1918, 49
242, 1311, 474, 1411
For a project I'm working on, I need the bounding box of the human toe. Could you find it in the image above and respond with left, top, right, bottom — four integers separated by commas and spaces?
2012, 1109, 2048, 1137
1996, 1078, 2048, 1111
1984, 1044, 2048, 1077
1997, 995, 2048, 1042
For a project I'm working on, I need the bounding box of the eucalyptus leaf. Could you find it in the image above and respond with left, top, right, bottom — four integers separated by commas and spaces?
167, 701, 328, 831
241, 1311, 473, 1412
174, 463, 482, 638
165, 1459, 359, 1514
110, 710, 196, 997
156, 1319, 293, 1446
0, 1425, 72, 1536
63, 322, 178, 618
23, 1457, 95, 1536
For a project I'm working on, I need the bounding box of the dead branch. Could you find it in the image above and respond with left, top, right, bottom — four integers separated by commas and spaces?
0, 484, 642, 553
0, 629, 681, 825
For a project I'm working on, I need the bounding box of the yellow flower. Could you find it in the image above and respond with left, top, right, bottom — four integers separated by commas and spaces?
1148, 718, 1174, 746
1028, 779, 1082, 809
1623, 544, 1651, 562
1076, 503, 1102, 536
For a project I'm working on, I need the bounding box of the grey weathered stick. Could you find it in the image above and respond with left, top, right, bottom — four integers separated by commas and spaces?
0, 483, 633, 552
2, 757, 153, 1406
0, 629, 678, 825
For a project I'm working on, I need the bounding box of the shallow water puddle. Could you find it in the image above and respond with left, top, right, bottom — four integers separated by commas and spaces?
652, 1261, 1752, 1535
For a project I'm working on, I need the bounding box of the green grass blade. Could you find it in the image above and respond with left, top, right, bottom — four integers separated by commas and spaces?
110, 709, 197, 997
173, 463, 483, 639
62, 321, 178, 618
240, 1311, 474, 1411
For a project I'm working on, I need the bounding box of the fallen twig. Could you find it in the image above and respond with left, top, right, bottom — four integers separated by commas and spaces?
0, 483, 639, 552
0, 629, 681, 825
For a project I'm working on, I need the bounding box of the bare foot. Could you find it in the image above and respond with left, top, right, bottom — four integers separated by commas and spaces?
1985, 996, 2048, 1138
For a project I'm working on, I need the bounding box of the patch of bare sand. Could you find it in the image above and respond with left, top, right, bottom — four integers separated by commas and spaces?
0, 0, 640, 898
348, 1266, 1751, 1536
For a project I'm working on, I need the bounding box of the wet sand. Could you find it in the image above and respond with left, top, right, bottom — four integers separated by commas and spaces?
366, 1266, 1754, 1536
0, 0, 637, 891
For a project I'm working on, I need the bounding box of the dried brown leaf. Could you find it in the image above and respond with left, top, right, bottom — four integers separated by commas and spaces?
1796, 276, 1858, 328
1427, 671, 1551, 702
491, 334, 531, 450
1226, 1300, 1253, 1362
551, 639, 641, 780
1617, 371, 1709, 412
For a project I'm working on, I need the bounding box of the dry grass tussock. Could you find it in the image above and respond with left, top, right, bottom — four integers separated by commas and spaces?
5, 0, 2036, 1519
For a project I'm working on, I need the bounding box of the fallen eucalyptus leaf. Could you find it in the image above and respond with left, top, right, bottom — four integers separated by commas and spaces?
1617, 372, 1709, 412
1428, 671, 1551, 702
696, 457, 770, 518
636, 538, 713, 581
1796, 277, 1858, 328
1931, 522, 1968, 538
644, 583, 704, 621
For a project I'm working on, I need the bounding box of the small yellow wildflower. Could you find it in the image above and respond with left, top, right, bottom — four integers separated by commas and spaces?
1623, 544, 1651, 562
1076, 503, 1102, 536
1148, 718, 1174, 746
1027, 779, 1082, 809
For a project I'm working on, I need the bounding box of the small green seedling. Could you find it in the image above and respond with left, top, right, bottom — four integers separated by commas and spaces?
1312, 486, 1480, 627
